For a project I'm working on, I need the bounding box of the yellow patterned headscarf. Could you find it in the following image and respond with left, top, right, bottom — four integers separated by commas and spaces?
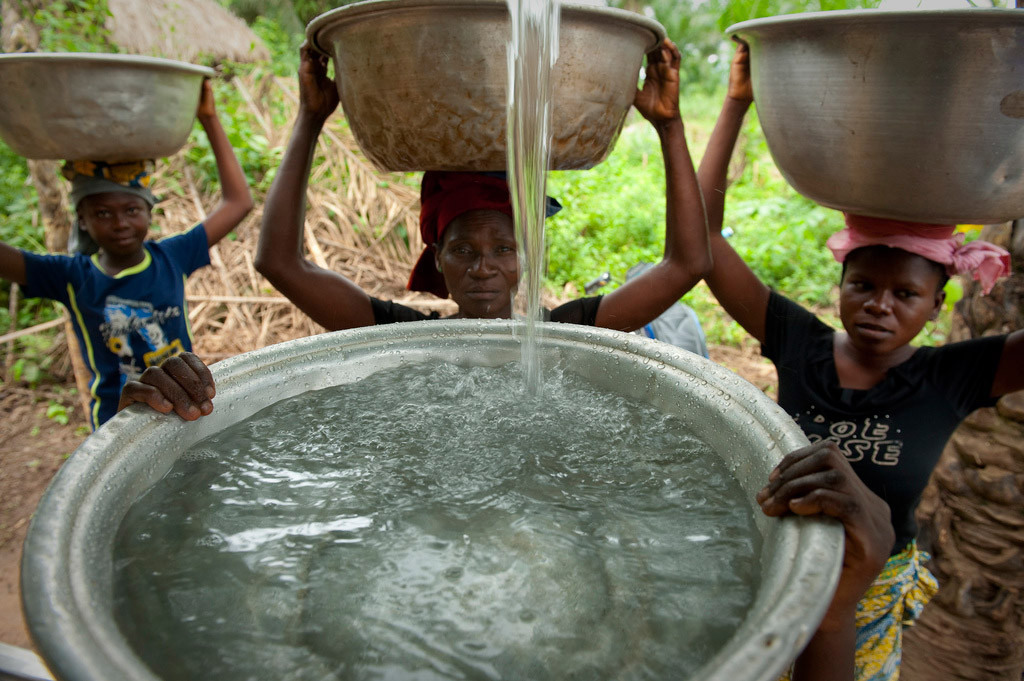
62, 160, 157, 209
61, 160, 154, 187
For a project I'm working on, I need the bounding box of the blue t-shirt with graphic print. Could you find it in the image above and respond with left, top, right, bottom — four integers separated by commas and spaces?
762, 291, 1006, 554
21, 224, 210, 429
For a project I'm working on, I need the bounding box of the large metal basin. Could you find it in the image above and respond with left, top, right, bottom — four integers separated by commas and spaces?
22, 321, 841, 681
306, 0, 665, 171
0, 53, 213, 162
730, 9, 1024, 224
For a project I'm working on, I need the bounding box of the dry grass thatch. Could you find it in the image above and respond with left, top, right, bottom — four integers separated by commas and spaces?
107, 0, 269, 63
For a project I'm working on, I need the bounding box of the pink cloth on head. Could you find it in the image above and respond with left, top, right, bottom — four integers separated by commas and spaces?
826, 214, 1011, 295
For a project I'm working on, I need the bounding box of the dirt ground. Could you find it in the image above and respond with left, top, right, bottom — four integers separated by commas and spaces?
0, 344, 777, 652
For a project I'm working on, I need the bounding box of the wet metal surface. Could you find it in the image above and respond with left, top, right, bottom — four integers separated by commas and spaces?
0, 53, 213, 162
731, 9, 1024, 224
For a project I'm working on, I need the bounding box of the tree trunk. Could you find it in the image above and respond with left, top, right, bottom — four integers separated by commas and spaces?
902, 220, 1024, 681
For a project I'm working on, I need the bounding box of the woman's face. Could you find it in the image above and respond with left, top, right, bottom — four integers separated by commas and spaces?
78, 192, 152, 258
435, 210, 519, 319
839, 247, 946, 355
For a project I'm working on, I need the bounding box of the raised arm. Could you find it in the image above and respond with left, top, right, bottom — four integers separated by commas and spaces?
758, 441, 894, 681
195, 79, 254, 247
697, 41, 772, 344
594, 38, 712, 332
254, 45, 375, 331
0, 243, 27, 285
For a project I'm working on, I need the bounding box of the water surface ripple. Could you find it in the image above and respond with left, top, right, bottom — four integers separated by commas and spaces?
114, 362, 759, 681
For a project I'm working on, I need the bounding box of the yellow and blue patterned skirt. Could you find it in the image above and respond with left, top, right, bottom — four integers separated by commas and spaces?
852, 541, 938, 680
780, 541, 938, 681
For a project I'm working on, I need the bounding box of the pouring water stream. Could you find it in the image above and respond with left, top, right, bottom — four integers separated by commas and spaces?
506, 0, 560, 393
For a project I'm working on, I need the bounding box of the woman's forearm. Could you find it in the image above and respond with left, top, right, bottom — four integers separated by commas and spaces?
697, 96, 751, 235
198, 112, 251, 211
793, 612, 857, 681
658, 116, 711, 278
255, 112, 326, 279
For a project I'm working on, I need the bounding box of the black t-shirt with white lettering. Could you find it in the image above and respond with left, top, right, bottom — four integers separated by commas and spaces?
763, 292, 1006, 554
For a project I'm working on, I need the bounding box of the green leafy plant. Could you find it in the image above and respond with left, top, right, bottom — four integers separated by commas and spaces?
33, 0, 118, 53
46, 400, 71, 426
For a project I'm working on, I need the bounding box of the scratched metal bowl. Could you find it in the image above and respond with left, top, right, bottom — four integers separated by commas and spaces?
306, 0, 665, 171
23, 320, 841, 681
0, 53, 214, 162
729, 9, 1024, 224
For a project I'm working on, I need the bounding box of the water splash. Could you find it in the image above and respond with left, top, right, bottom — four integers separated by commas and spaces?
506, 0, 560, 393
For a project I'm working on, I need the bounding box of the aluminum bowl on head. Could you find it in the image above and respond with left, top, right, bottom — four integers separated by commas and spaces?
730, 9, 1024, 225
0, 53, 214, 162
22, 321, 841, 681
306, 0, 665, 171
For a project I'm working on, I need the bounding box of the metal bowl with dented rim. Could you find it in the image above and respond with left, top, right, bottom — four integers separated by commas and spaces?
0, 53, 214, 162
306, 0, 665, 171
22, 321, 841, 681
729, 9, 1024, 225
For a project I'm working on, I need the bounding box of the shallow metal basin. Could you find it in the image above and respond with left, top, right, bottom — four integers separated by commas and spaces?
0, 53, 213, 162
730, 9, 1024, 224
306, 0, 665, 171
22, 321, 841, 681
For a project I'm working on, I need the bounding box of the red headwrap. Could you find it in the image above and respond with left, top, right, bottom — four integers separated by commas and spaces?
407, 171, 514, 299
827, 214, 1011, 295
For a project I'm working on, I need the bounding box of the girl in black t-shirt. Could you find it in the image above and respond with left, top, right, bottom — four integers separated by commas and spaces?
696, 42, 1023, 681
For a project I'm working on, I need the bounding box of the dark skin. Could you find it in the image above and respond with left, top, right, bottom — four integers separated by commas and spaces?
759, 441, 894, 681
696, 41, 1023, 397
77, 192, 154, 273
118, 352, 216, 419
435, 210, 520, 319
0, 79, 253, 280
255, 40, 711, 332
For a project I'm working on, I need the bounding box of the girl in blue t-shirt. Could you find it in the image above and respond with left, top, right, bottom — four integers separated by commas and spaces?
0, 80, 253, 429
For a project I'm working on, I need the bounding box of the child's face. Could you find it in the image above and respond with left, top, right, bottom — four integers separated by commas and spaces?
839, 247, 945, 355
78, 192, 151, 258
435, 210, 520, 319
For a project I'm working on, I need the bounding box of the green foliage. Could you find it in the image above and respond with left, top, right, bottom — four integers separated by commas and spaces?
222, 0, 362, 33
47, 400, 71, 425
0, 141, 62, 364
6, 334, 58, 388
33, 0, 118, 53
614, 0, 883, 92
250, 15, 302, 75
0, 142, 42, 252
546, 97, 841, 307
185, 76, 284, 194
714, 0, 881, 33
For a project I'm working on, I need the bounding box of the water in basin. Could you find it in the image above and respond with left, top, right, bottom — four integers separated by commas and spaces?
113, 361, 760, 681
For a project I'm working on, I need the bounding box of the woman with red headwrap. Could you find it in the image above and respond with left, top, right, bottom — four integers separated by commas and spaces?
252, 40, 711, 333
695, 42, 1024, 681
